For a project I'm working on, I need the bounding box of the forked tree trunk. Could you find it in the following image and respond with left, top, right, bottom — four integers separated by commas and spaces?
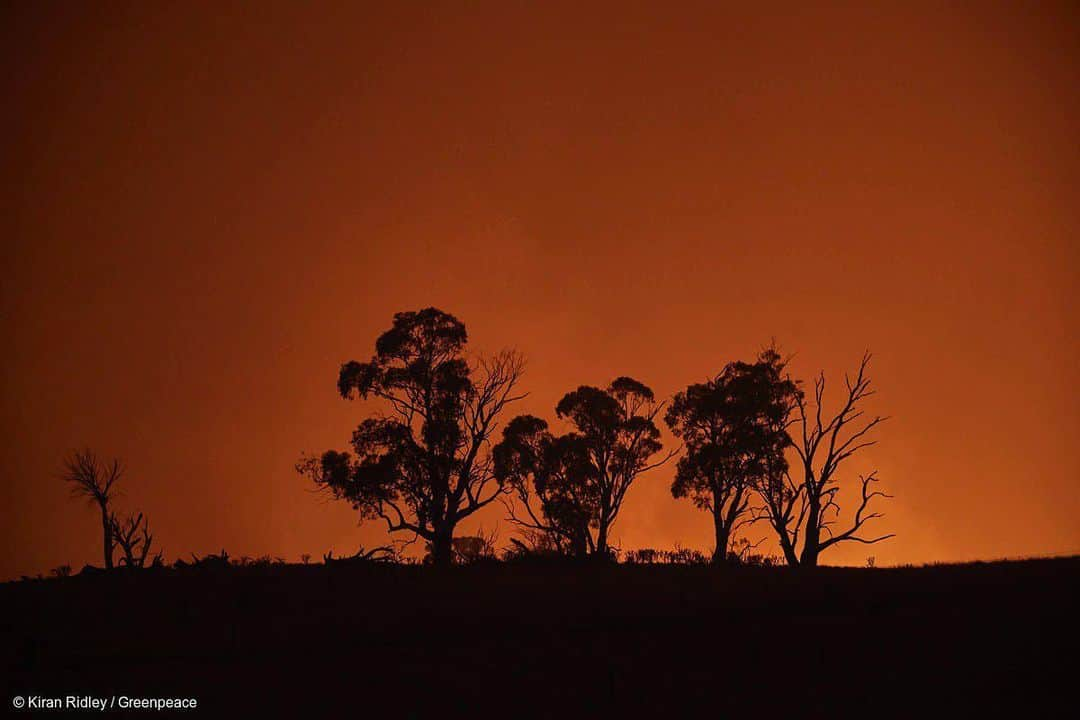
778, 532, 800, 567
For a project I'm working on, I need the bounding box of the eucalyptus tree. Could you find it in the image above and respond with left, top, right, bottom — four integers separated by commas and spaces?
665, 349, 798, 564
496, 377, 675, 558
298, 308, 526, 566
494, 415, 598, 557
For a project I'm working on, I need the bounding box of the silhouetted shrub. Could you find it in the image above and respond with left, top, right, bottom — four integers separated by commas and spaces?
621, 546, 709, 565
623, 548, 660, 565
323, 546, 398, 567
175, 550, 231, 570
664, 547, 709, 565
235, 555, 285, 567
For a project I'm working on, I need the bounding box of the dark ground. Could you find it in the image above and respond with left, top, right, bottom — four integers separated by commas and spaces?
2, 556, 1076, 717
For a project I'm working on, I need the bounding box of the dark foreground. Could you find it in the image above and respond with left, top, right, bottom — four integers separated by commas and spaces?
2, 557, 1077, 717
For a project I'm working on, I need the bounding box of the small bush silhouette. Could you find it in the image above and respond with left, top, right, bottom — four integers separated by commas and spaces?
622, 547, 709, 565
624, 548, 660, 565
175, 550, 231, 570
323, 546, 397, 566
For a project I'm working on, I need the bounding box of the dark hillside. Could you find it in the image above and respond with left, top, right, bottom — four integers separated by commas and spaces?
3, 557, 1076, 716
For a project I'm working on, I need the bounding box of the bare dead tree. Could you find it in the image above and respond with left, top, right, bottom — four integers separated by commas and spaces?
757, 352, 894, 567
61, 449, 123, 570
110, 511, 158, 568
754, 461, 807, 567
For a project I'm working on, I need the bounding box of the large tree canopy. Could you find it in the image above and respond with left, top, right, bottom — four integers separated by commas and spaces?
494, 415, 598, 556
298, 308, 526, 566
665, 348, 799, 563
496, 377, 674, 558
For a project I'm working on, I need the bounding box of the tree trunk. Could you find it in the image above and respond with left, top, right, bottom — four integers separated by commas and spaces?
595, 519, 609, 559
429, 526, 454, 567
800, 501, 820, 567
570, 530, 588, 559
711, 510, 730, 565
99, 504, 113, 570
777, 530, 800, 567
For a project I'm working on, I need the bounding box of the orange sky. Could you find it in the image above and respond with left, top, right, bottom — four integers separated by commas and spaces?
2, 1, 1077, 579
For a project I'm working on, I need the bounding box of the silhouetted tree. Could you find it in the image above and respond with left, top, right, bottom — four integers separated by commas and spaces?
497, 378, 674, 559
297, 308, 526, 566
61, 449, 123, 570
756, 352, 893, 567
110, 511, 158, 568
665, 348, 799, 564
494, 416, 598, 556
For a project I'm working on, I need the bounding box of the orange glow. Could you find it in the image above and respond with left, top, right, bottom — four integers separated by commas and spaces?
2, 2, 1077, 578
